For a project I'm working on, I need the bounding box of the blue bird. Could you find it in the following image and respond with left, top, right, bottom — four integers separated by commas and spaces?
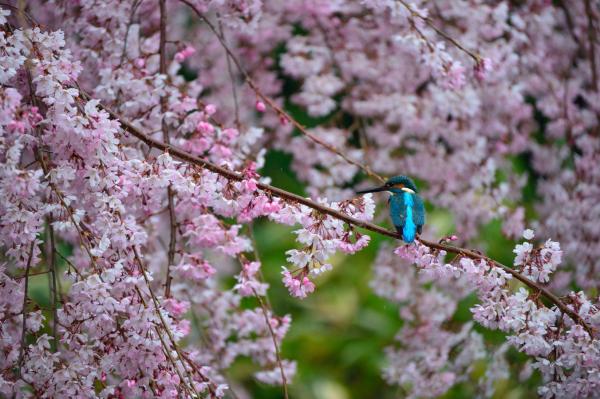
357, 176, 425, 243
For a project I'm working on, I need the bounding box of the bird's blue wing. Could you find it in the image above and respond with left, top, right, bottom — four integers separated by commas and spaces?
389, 195, 406, 233
413, 194, 426, 234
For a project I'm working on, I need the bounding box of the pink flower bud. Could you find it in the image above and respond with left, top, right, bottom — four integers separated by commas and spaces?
474, 57, 493, 81
244, 178, 258, 192
175, 52, 185, 63
182, 46, 195, 57
197, 121, 215, 134
222, 128, 238, 141
205, 104, 217, 115
174, 46, 196, 63
256, 101, 266, 112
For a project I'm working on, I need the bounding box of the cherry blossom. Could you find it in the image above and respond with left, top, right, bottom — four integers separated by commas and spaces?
2, 1, 600, 398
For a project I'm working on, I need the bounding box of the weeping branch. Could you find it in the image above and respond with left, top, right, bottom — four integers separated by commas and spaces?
17, 242, 36, 376
46, 220, 58, 349
158, 0, 177, 298
179, 0, 385, 184
397, 0, 482, 63
95, 100, 594, 337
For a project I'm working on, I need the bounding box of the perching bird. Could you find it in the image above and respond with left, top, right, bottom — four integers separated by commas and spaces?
357, 176, 425, 243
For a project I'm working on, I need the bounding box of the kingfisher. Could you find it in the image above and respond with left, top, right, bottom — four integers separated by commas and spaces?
357, 176, 425, 243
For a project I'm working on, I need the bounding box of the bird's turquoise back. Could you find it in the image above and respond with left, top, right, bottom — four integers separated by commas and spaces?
389, 192, 425, 243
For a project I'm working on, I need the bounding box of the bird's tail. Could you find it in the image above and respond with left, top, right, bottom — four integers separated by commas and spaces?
403, 223, 416, 243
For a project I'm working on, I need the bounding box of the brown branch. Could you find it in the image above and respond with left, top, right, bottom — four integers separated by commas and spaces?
17, 241, 36, 375
23, 56, 101, 276
397, 0, 481, 63
96, 101, 594, 337
54, 249, 83, 279
186, 299, 241, 399
133, 247, 217, 397
159, 0, 177, 298
253, 289, 289, 398
217, 14, 241, 128
13, 270, 51, 279
584, 0, 599, 93
419, 240, 593, 336
118, 0, 142, 67
179, 0, 385, 184
46, 219, 58, 349
134, 286, 196, 397
237, 233, 289, 398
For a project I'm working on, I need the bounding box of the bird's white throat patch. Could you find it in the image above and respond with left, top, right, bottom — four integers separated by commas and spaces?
401, 187, 415, 194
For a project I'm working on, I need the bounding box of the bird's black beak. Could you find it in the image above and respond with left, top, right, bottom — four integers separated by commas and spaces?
356, 185, 387, 194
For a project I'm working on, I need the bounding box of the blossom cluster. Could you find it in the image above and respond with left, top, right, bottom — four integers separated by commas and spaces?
391, 231, 600, 398
0, 5, 379, 396
1, 0, 599, 397
371, 244, 492, 398
273, 195, 374, 298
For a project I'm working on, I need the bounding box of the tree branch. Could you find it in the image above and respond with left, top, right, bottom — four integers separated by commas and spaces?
584, 0, 599, 93
254, 289, 289, 398
46, 219, 58, 349
397, 0, 481, 63
159, 0, 177, 298
17, 241, 36, 376
178, 0, 385, 184
133, 247, 217, 397
95, 100, 594, 337
237, 241, 289, 398
217, 14, 241, 129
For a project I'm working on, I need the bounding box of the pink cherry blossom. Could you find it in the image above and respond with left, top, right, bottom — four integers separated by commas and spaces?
2, 1, 600, 398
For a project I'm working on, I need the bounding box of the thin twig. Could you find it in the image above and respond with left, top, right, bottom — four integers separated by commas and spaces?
159, 0, 178, 298
119, 0, 142, 67
397, 0, 481, 63
134, 286, 196, 397
46, 219, 58, 349
583, 0, 600, 137
38, 151, 101, 273
54, 249, 83, 279
17, 242, 36, 375
179, 0, 385, 183
253, 289, 289, 398
187, 299, 241, 399
0, 2, 37, 26
238, 227, 288, 398
13, 270, 51, 279
217, 14, 241, 128
133, 247, 218, 397
23, 60, 101, 275
584, 0, 599, 93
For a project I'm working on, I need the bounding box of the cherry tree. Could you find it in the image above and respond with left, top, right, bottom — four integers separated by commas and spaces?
1, 1, 599, 398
